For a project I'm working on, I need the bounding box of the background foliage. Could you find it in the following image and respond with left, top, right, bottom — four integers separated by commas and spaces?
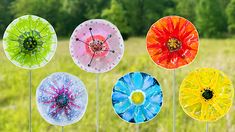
1, 0, 235, 38
1, 0, 235, 132
1, 38, 235, 132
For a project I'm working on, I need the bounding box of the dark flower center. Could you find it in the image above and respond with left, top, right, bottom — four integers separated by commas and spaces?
18, 30, 43, 53
55, 94, 69, 108
167, 38, 182, 52
202, 89, 213, 100
23, 36, 37, 51
89, 40, 104, 52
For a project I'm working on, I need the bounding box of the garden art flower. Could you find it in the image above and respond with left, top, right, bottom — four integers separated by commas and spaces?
112, 72, 163, 124
3, 15, 57, 69
70, 19, 124, 73
179, 68, 234, 121
146, 16, 199, 69
36, 72, 88, 126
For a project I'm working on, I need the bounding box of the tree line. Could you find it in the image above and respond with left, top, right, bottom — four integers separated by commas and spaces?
1, 0, 235, 39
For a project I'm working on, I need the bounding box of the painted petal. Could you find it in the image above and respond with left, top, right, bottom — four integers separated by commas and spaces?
147, 92, 163, 105
112, 92, 129, 104
144, 102, 161, 115
114, 81, 131, 95
134, 106, 146, 123
142, 75, 154, 90
144, 84, 161, 97
123, 74, 135, 91
141, 106, 154, 120
132, 72, 144, 89
114, 99, 132, 114
121, 105, 136, 122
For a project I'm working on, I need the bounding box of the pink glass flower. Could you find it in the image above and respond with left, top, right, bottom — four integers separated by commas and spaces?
69, 19, 124, 73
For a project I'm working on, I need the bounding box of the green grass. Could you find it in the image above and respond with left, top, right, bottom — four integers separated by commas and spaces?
1, 37, 235, 132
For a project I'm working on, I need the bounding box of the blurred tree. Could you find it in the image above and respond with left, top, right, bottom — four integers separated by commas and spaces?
59, 0, 109, 36
144, 0, 176, 30
226, 0, 235, 34
119, 0, 145, 35
119, 0, 176, 36
10, 0, 110, 36
0, 0, 14, 36
58, 0, 88, 36
11, 0, 63, 35
102, 0, 130, 39
0, 0, 231, 38
196, 0, 228, 38
175, 0, 196, 22
84, 0, 109, 19
11, 0, 39, 16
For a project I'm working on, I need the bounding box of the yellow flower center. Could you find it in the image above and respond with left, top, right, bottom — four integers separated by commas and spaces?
131, 91, 145, 105
167, 38, 182, 52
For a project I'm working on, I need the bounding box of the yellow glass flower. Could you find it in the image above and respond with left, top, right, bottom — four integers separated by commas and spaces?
179, 68, 234, 121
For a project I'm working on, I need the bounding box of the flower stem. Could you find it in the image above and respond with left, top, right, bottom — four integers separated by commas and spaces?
96, 74, 99, 132
135, 124, 139, 132
173, 69, 176, 132
29, 70, 32, 132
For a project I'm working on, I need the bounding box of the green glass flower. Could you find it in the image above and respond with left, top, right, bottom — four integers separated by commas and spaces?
3, 15, 57, 69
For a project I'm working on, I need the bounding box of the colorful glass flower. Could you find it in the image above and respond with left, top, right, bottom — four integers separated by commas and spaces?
112, 72, 163, 124
3, 15, 57, 69
36, 72, 88, 126
70, 19, 124, 73
179, 68, 234, 121
146, 16, 199, 69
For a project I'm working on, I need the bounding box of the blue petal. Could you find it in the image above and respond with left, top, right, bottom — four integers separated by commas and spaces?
123, 74, 135, 91
112, 92, 129, 104
141, 106, 154, 120
132, 72, 144, 89
114, 99, 132, 114
143, 102, 161, 115
121, 105, 136, 122
148, 93, 163, 105
114, 81, 131, 95
142, 76, 154, 90
144, 84, 161, 97
134, 106, 146, 123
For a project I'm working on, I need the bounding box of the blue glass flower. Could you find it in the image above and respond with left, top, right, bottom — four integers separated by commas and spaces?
112, 72, 163, 124
36, 72, 88, 126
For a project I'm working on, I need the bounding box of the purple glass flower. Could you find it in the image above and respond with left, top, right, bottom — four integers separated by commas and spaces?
36, 72, 88, 126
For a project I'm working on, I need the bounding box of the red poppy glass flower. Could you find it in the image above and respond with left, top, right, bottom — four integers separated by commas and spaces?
146, 16, 199, 69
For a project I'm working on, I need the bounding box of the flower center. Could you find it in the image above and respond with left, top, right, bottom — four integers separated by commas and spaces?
55, 94, 69, 108
131, 91, 145, 105
202, 89, 213, 100
18, 30, 43, 53
89, 40, 104, 52
23, 36, 37, 51
167, 38, 182, 52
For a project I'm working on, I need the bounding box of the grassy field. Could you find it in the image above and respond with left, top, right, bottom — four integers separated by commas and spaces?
1, 38, 235, 132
